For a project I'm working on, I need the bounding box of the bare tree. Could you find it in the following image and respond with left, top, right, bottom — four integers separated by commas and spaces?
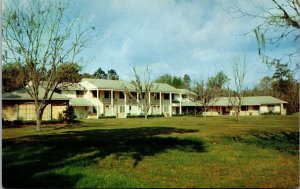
125, 66, 157, 120
190, 80, 217, 118
229, 0, 299, 68
190, 72, 229, 118
228, 56, 248, 122
2, 0, 94, 131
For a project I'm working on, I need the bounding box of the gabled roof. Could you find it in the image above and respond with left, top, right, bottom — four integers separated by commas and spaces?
2, 87, 70, 100
80, 78, 179, 93
210, 96, 287, 106
177, 88, 197, 95
57, 82, 85, 91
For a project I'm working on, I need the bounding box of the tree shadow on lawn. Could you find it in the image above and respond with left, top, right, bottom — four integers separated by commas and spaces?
223, 131, 299, 155
3, 127, 204, 188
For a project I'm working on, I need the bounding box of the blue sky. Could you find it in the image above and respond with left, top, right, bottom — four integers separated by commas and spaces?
11, 0, 298, 88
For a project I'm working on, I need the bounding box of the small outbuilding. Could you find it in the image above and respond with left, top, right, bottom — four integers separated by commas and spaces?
2, 87, 70, 121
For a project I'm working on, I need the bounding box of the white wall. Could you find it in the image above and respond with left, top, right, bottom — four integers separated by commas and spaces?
260, 105, 268, 114
61, 90, 76, 98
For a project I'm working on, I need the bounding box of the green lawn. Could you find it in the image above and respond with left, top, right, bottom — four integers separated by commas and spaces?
2, 115, 299, 188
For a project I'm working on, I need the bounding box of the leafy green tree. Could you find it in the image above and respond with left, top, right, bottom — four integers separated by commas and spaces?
172, 76, 185, 88
93, 67, 107, 79
63, 106, 76, 124
183, 74, 191, 89
208, 71, 229, 92
107, 69, 119, 80
155, 74, 187, 88
252, 76, 273, 96
80, 73, 95, 79
57, 63, 82, 83
155, 74, 173, 85
2, 63, 27, 92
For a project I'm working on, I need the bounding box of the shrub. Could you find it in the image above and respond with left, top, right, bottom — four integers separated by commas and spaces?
2, 119, 64, 127
261, 111, 280, 115
126, 114, 164, 118
57, 112, 64, 122
98, 116, 116, 119
63, 106, 77, 123
172, 114, 185, 117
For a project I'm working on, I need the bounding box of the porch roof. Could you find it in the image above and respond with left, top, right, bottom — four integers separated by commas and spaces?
181, 100, 198, 107
69, 98, 94, 106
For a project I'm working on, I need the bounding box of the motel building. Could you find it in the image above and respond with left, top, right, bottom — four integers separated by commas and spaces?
2, 78, 287, 121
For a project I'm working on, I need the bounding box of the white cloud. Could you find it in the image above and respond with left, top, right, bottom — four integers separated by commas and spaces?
75, 0, 297, 88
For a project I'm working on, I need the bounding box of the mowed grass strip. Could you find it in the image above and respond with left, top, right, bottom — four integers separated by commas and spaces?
2, 115, 299, 188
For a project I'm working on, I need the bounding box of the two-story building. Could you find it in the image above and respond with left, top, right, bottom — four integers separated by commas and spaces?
2, 78, 288, 121
56, 78, 189, 118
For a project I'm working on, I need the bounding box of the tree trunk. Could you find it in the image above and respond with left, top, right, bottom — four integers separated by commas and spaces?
145, 113, 148, 120
36, 112, 42, 132
204, 108, 207, 118
236, 109, 240, 122
35, 106, 45, 132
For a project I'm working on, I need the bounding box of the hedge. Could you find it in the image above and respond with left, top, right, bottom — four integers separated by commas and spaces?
98, 116, 117, 119
2, 119, 64, 127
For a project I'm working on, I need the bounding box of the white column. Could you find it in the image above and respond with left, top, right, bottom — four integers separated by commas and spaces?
111, 90, 113, 116
169, 92, 172, 117
97, 89, 99, 118
179, 93, 182, 115
160, 92, 162, 114
137, 93, 141, 114
124, 93, 127, 118
148, 92, 151, 115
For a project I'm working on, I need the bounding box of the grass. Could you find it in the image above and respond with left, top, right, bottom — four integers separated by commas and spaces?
2, 115, 299, 188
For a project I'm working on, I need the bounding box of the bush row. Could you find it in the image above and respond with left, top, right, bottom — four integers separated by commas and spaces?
126, 114, 164, 118
98, 116, 117, 119
2, 119, 64, 127
261, 111, 281, 115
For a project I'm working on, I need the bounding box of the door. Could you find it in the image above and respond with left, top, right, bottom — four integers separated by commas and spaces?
118, 105, 125, 118
104, 105, 110, 116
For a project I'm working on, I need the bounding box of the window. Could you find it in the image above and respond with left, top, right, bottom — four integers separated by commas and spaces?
93, 107, 97, 113
131, 92, 137, 99
76, 90, 84, 97
182, 94, 187, 100
241, 106, 247, 111
172, 94, 175, 100
129, 106, 131, 110
153, 93, 159, 99
91, 91, 97, 98
164, 93, 169, 100
104, 91, 110, 98
119, 92, 124, 99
